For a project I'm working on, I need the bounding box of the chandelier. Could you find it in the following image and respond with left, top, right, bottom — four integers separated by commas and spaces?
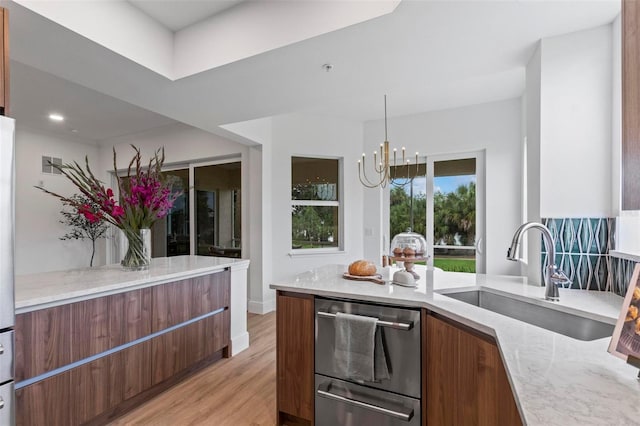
358, 95, 419, 189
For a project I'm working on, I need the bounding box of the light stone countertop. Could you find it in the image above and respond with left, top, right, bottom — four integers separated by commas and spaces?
15, 255, 250, 314
270, 264, 640, 426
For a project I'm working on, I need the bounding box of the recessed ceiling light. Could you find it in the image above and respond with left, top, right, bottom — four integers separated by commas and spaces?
48, 113, 64, 122
70, 129, 78, 133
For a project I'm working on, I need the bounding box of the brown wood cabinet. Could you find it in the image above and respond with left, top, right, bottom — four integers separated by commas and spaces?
0, 7, 8, 116
15, 288, 152, 381
623, 0, 640, 210
423, 313, 522, 426
276, 291, 314, 426
15, 270, 231, 426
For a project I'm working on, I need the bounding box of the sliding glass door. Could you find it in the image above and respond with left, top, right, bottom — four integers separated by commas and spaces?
193, 162, 242, 258
112, 158, 241, 262
151, 168, 190, 257
388, 151, 485, 273
426, 151, 485, 273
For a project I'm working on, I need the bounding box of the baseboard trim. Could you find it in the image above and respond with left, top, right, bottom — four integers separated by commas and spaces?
231, 331, 250, 356
248, 298, 276, 314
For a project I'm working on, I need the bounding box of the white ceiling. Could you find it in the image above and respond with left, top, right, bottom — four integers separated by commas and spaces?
127, 0, 246, 32
11, 61, 177, 143
5, 0, 621, 144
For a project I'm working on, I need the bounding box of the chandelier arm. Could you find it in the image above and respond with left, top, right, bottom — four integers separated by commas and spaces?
358, 168, 385, 188
359, 162, 386, 188
362, 158, 386, 186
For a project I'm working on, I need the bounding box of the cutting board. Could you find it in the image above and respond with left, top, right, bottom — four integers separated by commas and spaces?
342, 272, 385, 285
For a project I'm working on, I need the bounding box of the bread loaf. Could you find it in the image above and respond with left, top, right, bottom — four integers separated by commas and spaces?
348, 260, 377, 276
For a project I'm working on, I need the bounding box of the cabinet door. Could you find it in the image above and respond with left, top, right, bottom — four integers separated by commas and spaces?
276, 292, 314, 425
425, 314, 521, 426
15, 305, 72, 381
16, 372, 73, 426
623, 0, 640, 209
152, 279, 191, 331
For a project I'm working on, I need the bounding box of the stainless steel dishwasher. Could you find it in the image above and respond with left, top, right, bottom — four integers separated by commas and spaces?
315, 297, 421, 426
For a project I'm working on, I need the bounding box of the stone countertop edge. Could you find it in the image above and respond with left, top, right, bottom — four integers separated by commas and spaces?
15, 255, 250, 313
269, 264, 639, 426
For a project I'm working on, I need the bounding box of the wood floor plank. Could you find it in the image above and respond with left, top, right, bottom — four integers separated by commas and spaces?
109, 313, 277, 426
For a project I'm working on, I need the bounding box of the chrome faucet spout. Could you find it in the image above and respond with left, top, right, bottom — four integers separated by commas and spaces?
506, 222, 570, 302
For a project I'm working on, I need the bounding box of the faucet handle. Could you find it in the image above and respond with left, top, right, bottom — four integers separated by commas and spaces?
550, 268, 571, 286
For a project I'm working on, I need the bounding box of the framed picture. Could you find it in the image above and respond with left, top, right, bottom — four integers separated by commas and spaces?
609, 264, 640, 361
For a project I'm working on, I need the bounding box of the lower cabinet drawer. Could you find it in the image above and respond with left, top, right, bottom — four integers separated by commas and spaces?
315, 375, 421, 426
0, 382, 14, 426
0, 330, 13, 384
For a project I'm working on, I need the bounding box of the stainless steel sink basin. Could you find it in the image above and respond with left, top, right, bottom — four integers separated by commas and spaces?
439, 289, 615, 341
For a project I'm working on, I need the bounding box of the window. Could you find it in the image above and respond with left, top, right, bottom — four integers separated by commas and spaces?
291, 157, 340, 250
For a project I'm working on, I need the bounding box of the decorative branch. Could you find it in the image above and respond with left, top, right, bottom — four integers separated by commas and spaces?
59, 194, 109, 267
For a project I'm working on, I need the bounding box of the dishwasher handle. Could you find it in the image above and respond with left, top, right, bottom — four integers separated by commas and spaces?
316, 311, 413, 330
317, 382, 414, 422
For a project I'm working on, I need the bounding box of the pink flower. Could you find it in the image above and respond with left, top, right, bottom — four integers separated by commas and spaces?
37, 146, 180, 231
111, 205, 125, 218
78, 204, 101, 223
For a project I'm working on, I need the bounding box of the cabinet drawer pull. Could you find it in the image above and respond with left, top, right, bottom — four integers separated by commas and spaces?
0, 344, 4, 355
0, 397, 4, 409
317, 382, 413, 421
316, 311, 413, 330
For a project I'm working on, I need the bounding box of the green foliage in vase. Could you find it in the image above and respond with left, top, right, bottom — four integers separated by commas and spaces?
59, 194, 108, 267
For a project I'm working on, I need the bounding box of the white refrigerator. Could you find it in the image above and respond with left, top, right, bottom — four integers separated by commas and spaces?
0, 115, 15, 425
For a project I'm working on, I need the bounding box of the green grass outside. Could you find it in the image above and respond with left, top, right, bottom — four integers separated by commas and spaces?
433, 258, 476, 273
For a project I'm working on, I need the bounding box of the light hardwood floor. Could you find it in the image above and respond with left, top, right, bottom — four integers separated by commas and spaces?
110, 312, 277, 426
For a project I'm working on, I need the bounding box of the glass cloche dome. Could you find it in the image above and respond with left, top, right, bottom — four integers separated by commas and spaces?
390, 230, 427, 259
389, 229, 428, 280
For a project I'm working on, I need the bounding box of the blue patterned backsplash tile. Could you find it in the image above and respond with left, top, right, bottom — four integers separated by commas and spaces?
541, 218, 617, 293
611, 256, 637, 296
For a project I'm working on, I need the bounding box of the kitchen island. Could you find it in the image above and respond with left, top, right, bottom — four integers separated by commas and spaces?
14, 255, 249, 425
271, 264, 637, 426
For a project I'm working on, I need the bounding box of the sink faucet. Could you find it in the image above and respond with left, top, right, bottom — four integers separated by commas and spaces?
506, 222, 571, 301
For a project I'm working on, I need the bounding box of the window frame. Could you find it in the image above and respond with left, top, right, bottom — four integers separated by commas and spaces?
290, 155, 344, 254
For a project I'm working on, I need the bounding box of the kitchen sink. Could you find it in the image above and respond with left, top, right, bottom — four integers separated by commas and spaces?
438, 289, 615, 341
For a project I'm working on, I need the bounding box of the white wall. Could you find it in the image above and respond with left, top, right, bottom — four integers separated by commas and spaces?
362, 99, 522, 276
266, 113, 365, 297
539, 24, 613, 217
611, 14, 622, 217
15, 124, 102, 274
525, 43, 542, 284
226, 113, 365, 313
15, 0, 174, 79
